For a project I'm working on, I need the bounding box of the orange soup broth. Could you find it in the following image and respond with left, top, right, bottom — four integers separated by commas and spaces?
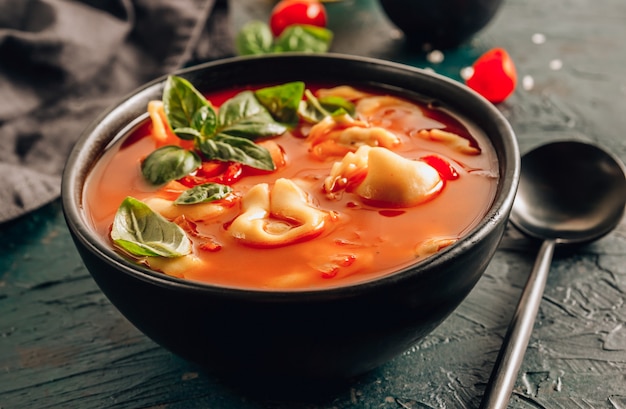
83, 84, 499, 290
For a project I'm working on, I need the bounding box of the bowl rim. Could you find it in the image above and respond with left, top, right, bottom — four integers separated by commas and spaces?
62, 52, 520, 299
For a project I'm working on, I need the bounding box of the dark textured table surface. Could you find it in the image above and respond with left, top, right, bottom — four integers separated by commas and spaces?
2, 0, 626, 408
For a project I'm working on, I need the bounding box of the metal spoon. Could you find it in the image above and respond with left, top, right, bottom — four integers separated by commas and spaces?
480, 140, 626, 409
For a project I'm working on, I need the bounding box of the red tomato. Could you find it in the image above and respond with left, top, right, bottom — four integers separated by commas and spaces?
178, 161, 243, 187
420, 154, 459, 181
465, 48, 517, 104
269, 0, 327, 37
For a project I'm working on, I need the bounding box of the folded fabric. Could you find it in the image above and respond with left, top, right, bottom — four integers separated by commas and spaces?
0, 0, 234, 223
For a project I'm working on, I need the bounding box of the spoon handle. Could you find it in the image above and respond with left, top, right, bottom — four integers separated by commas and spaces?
479, 239, 556, 409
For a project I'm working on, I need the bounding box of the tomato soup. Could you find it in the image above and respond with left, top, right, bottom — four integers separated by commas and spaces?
83, 78, 499, 290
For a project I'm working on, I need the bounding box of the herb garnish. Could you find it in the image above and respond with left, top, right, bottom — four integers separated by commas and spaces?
141, 77, 308, 186
236, 22, 333, 56
298, 89, 356, 123
111, 197, 192, 258
174, 183, 233, 205
141, 146, 201, 186
117, 77, 355, 259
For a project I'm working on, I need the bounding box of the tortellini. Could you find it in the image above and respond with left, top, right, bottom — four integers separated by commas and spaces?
147, 254, 205, 278
147, 101, 169, 143
143, 197, 229, 221
228, 178, 335, 247
308, 113, 401, 159
415, 237, 458, 257
355, 95, 424, 121
325, 146, 443, 207
417, 128, 480, 155
315, 85, 373, 101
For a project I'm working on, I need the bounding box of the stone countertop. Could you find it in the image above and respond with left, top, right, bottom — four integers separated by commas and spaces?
2, 0, 626, 408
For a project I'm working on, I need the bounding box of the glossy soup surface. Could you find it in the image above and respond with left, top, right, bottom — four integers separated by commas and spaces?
83, 82, 499, 290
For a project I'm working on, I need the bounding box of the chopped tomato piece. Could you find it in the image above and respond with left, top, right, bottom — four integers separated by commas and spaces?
310, 140, 353, 161
199, 240, 223, 252
218, 162, 244, 184
420, 155, 459, 181
178, 161, 243, 187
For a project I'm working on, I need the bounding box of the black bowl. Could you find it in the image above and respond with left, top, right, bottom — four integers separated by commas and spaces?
62, 54, 519, 387
378, 0, 504, 49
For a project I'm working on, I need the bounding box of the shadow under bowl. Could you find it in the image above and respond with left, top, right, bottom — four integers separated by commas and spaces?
61, 53, 519, 388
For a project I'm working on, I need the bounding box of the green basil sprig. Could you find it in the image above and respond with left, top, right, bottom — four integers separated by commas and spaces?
175, 183, 233, 205
236, 22, 333, 55
161, 77, 310, 173
236, 21, 275, 56
164, 77, 216, 141
111, 197, 192, 258
141, 76, 351, 186
274, 25, 333, 53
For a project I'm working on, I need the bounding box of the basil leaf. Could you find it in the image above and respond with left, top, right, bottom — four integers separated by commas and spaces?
298, 89, 355, 123
197, 134, 275, 171
254, 81, 305, 126
299, 90, 330, 123
217, 90, 272, 127
235, 22, 333, 56
319, 95, 356, 116
236, 21, 274, 55
273, 25, 333, 53
164, 76, 217, 140
111, 197, 192, 258
217, 90, 288, 140
171, 126, 201, 140
175, 183, 233, 205
191, 105, 218, 138
141, 145, 201, 185
218, 113, 288, 140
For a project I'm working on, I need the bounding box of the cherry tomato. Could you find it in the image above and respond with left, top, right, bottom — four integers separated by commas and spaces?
269, 0, 327, 37
465, 48, 517, 104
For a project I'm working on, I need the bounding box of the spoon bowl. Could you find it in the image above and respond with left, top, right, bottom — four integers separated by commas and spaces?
511, 140, 626, 244
481, 140, 626, 409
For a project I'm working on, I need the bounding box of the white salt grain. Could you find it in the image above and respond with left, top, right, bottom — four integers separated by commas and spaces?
522, 75, 534, 90
460, 66, 474, 80
426, 50, 445, 64
532, 33, 546, 44
549, 59, 563, 70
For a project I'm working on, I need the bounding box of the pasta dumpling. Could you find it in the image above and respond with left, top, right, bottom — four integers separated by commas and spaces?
147, 254, 205, 278
228, 178, 335, 247
143, 197, 229, 222
356, 95, 423, 120
308, 113, 401, 159
326, 146, 443, 207
417, 129, 481, 155
316, 85, 373, 101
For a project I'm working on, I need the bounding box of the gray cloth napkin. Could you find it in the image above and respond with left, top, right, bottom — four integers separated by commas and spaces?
0, 0, 234, 224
